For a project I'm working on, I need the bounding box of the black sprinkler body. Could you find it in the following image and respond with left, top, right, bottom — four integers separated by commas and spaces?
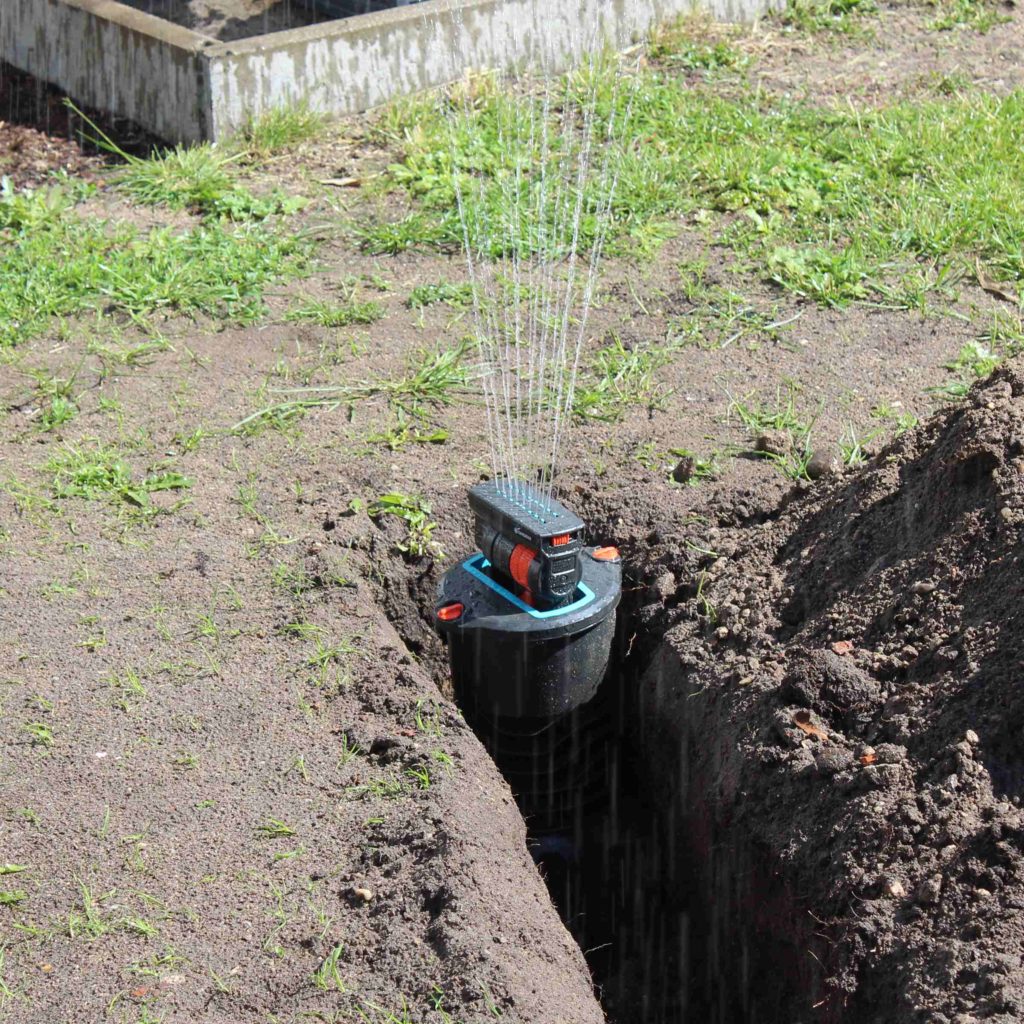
435, 481, 621, 719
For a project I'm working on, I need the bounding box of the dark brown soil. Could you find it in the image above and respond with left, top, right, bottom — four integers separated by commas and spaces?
632, 369, 1024, 1022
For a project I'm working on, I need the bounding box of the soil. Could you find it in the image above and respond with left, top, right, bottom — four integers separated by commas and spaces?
629, 368, 1024, 1022
118, 0, 412, 41
2, 4, 1024, 1023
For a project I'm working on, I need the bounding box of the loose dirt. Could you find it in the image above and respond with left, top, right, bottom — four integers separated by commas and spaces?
633, 369, 1024, 1022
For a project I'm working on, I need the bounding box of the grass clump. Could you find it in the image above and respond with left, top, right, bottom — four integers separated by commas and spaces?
241, 102, 328, 157
0, 179, 310, 346
48, 446, 191, 509
927, 0, 1010, 31
779, 0, 875, 32
407, 281, 476, 309
573, 337, 669, 421
285, 292, 384, 327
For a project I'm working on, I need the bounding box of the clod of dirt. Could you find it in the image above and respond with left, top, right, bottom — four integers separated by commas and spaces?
645, 369, 1024, 1023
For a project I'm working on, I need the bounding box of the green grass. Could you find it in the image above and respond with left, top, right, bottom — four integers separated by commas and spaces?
285, 292, 384, 327
407, 281, 476, 309
241, 102, 328, 157
235, 342, 471, 433
48, 446, 191, 509
573, 336, 669, 421
311, 944, 347, 992
779, 0, 876, 33
927, 0, 1010, 31
371, 63, 1024, 308
0, 180, 310, 347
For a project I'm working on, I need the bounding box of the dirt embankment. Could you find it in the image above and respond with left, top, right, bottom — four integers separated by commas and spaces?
629, 368, 1024, 1022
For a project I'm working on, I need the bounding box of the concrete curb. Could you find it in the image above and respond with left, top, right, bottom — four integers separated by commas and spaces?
2, 0, 780, 143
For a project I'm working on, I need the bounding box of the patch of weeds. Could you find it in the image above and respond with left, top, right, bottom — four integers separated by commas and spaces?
311, 945, 347, 992
930, 338, 1006, 401
48, 446, 191, 512
0, 178, 310, 347
573, 336, 670, 421
780, 0, 876, 32
870, 401, 919, 437
648, 21, 749, 72
366, 409, 449, 450
407, 281, 476, 309
729, 384, 820, 479
667, 447, 722, 485
368, 493, 443, 558
927, 0, 1010, 31
767, 245, 875, 308
241, 101, 327, 157
0, 890, 27, 907
285, 290, 384, 328
235, 342, 470, 434
357, 210, 451, 255
71, 104, 303, 220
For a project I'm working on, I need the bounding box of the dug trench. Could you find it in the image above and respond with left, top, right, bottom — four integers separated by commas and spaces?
362, 368, 1024, 1024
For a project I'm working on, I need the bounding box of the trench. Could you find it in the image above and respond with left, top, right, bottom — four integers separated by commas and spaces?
397, 555, 819, 1024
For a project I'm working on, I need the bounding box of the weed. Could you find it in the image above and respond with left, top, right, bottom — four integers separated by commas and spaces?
0, 866, 28, 877
0, 890, 26, 907
367, 409, 449, 450
649, 22, 748, 71
311, 945, 347, 992
839, 425, 882, 466
407, 281, 476, 308
48, 446, 191, 514
337, 734, 363, 768
241, 101, 328, 157
368, 493, 443, 558
667, 448, 722, 485
107, 667, 148, 711
22, 722, 53, 748
728, 384, 814, 438
256, 819, 296, 840
767, 245, 875, 308
285, 292, 384, 328
780, 0, 875, 32
234, 342, 470, 433
927, 0, 1010, 31
573, 336, 669, 421
1, 178, 310, 347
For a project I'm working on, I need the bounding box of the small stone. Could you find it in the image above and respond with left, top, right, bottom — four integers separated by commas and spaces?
900, 645, 920, 661
966, 729, 980, 745
755, 430, 789, 457
974, 887, 992, 900
1000, 507, 1014, 522
915, 874, 943, 906
884, 878, 906, 898
716, 626, 730, 640
353, 887, 374, 903
911, 580, 937, 594
805, 450, 831, 480
672, 457, 695, 484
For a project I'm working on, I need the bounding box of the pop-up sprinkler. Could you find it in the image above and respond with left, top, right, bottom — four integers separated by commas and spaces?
434, 479, 621, 720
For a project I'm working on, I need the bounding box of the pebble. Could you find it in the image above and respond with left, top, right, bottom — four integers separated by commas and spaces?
911, 580, 937, 594
915, 874, 943, 906
805, 450, 832, 480
966, 729, 980, 745
883, 877, 906, 898
353, 887, 374, 902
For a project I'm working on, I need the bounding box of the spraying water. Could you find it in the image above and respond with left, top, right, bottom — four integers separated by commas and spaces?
427, 10, 637, 509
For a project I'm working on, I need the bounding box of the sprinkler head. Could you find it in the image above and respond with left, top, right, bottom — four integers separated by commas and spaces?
435, 480, 621, 718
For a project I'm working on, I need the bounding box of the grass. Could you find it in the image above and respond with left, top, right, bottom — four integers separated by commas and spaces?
0, 177, 310, 347
241, 102, 328, 158
779, 0, 876, 33
407, 281, 476, 309
234, 342, 471, 433
927, 0, 1010, 31
48, 446, 191, 510
255, 819, 296, 839
311, 945, 347, 992
573, 336, 670, 421
371, 62, 1024, 309
729, 384, 821, 480
285, 292, 384, 327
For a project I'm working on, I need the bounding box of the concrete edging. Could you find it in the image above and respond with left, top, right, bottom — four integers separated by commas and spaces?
2, 0, 779, 143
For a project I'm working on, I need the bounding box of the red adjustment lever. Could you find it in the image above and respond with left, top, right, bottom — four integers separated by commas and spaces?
437, 602, 464, 622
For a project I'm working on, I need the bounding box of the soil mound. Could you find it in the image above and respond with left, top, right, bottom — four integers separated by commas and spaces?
648, 368, 1024, 1022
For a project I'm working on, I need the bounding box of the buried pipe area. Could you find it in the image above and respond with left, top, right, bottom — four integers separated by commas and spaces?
424, 487, 818, 1024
